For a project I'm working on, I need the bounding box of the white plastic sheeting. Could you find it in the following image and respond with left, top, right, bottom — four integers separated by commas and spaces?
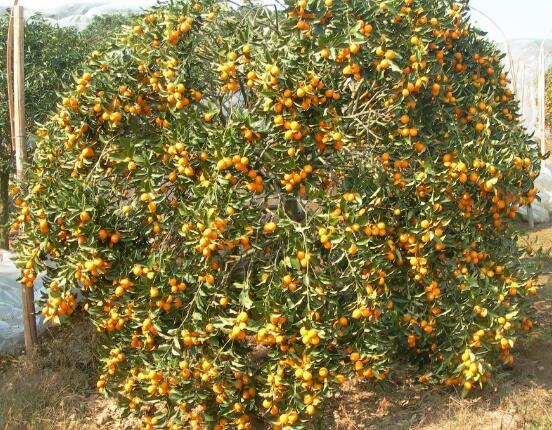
499, 39, 552, 223
0, 250, 44, 354
503, 40, 547, 133
0, 0, 157, 28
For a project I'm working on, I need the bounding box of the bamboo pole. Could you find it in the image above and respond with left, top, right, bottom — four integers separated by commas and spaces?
6, 0, 17, 153
12, 5, 38, 353
527, 205, 535, 229
13, 6, 26, 181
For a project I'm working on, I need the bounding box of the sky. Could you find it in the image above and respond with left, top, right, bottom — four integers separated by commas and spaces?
470, 0, 552, 41
0, 0, 551, 42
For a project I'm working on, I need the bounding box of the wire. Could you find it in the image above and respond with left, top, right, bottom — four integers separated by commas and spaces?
469, 5, 516, 88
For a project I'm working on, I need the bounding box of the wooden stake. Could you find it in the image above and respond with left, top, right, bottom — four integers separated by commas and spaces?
6, 1, 17, 153
13, 6, 26, 181
12, 5, 38, 353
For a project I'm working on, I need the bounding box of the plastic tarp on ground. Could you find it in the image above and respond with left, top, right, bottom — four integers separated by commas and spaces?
0, 250, 44, 354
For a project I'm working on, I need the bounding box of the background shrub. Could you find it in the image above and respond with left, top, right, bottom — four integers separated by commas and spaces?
0, 12, 132, 248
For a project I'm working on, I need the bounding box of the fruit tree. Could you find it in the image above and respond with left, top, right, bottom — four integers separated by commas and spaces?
12, 0, 541, 429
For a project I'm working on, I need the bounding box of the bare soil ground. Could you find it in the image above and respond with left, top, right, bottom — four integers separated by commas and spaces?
1, 224, 552, 430
0, 316, 139, 430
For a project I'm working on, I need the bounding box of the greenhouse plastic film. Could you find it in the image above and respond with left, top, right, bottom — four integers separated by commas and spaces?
500, 39, 552, 223
0, 250, 45, 354
0, 0, 158, 28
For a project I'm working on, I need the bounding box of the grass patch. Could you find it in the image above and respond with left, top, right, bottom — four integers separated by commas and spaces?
0, 316, 97, 430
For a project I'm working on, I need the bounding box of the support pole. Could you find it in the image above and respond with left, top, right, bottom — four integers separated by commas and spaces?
521, 66, 535, 228
12, 5, 38, 353
527, 205, 535, 229
13, 6, 26, 181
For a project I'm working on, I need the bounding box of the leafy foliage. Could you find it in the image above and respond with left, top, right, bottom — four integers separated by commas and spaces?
0, 12, 134, 173
80, 13, 137, 48
12, 0, 541, 429
0, 13, 85, 247
0, 14, 83, 173
0, 11, 132, 246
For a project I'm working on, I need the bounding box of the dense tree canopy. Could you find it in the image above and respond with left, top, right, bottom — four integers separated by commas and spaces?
13, 0, 541, 429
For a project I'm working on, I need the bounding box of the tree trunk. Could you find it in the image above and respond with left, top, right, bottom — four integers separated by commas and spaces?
0, 171, 9, 250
